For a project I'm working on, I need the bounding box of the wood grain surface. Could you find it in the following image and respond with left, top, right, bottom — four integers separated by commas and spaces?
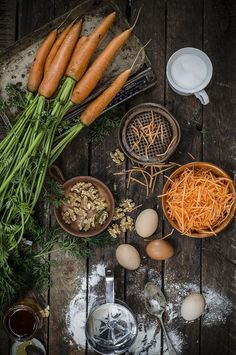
201, 1, 236, 354
164, 1, 203, 354
0, 1, 17, 353
0, 1, 235, 355
126, 1, 166, 354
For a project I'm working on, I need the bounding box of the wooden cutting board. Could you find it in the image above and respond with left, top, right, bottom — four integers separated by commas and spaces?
0, 0, 146, 102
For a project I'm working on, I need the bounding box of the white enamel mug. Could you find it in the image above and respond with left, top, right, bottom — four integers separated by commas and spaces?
166, 47, 213, 105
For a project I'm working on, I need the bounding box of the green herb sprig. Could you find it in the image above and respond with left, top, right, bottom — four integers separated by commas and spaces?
88, 106, 124, 143
43, 176, 64, 208
0, 215, 117, 313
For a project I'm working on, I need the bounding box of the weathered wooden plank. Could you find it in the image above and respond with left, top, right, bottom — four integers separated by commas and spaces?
17, 0, 54, 38
0, 0, 17, 50
50, 0, 142, 353
129, 0, 165, 104
58, 1, 127, 354
164, 0, 203, 354
54, 0, 82, 17
125, 1, 166, 354
47, 0, 90, 352
201, 1, 236, 354
0, 1, 17, 353
16, 0, 54, 351
48, 129, 89, 355
87, 107, 127, 355
114, 0, 128, 17
48, 138, 89, 355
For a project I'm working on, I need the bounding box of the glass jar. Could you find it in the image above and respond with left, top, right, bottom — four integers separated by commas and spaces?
3, 293, 49, 342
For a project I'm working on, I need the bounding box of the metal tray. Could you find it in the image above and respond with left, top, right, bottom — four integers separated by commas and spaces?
0, 0, 157, 120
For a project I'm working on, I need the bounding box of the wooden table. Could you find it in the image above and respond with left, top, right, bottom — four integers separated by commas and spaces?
0, 0, 235, 354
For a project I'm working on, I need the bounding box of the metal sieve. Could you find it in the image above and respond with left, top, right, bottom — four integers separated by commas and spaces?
85, 269, 137, 354
118, 103, 181, 164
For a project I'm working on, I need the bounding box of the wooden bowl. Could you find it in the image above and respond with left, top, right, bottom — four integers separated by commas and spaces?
162, 162, 236, 238
49, 165, 115, 238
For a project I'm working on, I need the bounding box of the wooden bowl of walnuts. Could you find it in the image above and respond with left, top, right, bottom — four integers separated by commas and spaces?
49, 165, 115, 237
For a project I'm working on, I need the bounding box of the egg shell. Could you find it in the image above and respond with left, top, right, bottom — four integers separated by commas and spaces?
181, 293, 205, 321
146, 239, 174, 260
115, 244, 141, 270
135, 209, 158, 238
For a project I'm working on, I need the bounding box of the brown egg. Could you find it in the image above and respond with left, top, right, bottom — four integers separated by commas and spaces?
146, 239, 174, 260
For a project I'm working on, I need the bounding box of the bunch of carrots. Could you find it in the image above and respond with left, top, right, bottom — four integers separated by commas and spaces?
0, 11, 142, 266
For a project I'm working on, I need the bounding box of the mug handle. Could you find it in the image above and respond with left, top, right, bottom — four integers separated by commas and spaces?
105, 269, 115, 303
194, 89, 210, 105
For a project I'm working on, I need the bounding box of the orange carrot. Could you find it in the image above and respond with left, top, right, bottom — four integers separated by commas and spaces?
66, 12, 116, 82
65, 36, 88, 78
80, 68, 131, 126
44, 21, 75, 74
27, 29, 57, 93
71, 26, 135, 105
38, 20, 82, 98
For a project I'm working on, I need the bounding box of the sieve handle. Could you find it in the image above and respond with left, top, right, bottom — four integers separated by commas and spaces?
105, 269, 115, 304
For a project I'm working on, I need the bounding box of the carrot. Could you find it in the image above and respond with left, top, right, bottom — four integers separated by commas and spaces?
27, 29, 57, 93
49, 68, 130, 164
66, 12, 116, 81
71, 20, 138, 105
77, 40, 148, 125
50, 39, 147, 164
49, 68, 131, 163
65, 36, 88, 78
38, 20, 82, 98
80, 68, 131, 126
44, 21, 75, 74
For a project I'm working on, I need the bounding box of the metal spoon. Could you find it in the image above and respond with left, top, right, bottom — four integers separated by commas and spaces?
144, 282, 177, 355
25, 345, 45, 355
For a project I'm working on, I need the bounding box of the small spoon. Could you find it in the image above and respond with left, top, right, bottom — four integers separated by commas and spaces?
144, 282, 177, 355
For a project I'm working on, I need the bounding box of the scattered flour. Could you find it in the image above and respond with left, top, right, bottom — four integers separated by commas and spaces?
164, 282, 233, 327
163, 329, 185, 354
129, 318, 184, 355
129, 319, 161, 355
165, 282, 199, 324
203, 287, 233, 326
166, 302, 178, 323
65, 264, 233, 353
65, 262, 106, 350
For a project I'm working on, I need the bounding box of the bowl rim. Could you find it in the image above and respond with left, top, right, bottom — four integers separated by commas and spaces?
54, 175, 115, 238
161, 161, 236, 238
118, 102, 181, 165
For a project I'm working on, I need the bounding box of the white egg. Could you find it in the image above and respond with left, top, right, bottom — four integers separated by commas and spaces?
181, 293, 205, 321
135, 209, 158, 238
115, 244, 141, 270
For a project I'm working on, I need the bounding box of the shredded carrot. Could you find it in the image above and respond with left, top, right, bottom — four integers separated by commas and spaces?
129, 111, 174, 160
163, 168, 235, 235
161, 229, 174, 240
114, 162, 178, 195
187, 152, 196, 160
130, 111, 163, 160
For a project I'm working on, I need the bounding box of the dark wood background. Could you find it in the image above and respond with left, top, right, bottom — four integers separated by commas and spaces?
0, 0, 235, 354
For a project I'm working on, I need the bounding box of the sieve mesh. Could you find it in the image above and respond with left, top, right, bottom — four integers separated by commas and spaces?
126, 111, 173, 159
120, 104, 180, 164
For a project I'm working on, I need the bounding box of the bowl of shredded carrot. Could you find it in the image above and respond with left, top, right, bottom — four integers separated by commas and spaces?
161, 162, 236, 237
